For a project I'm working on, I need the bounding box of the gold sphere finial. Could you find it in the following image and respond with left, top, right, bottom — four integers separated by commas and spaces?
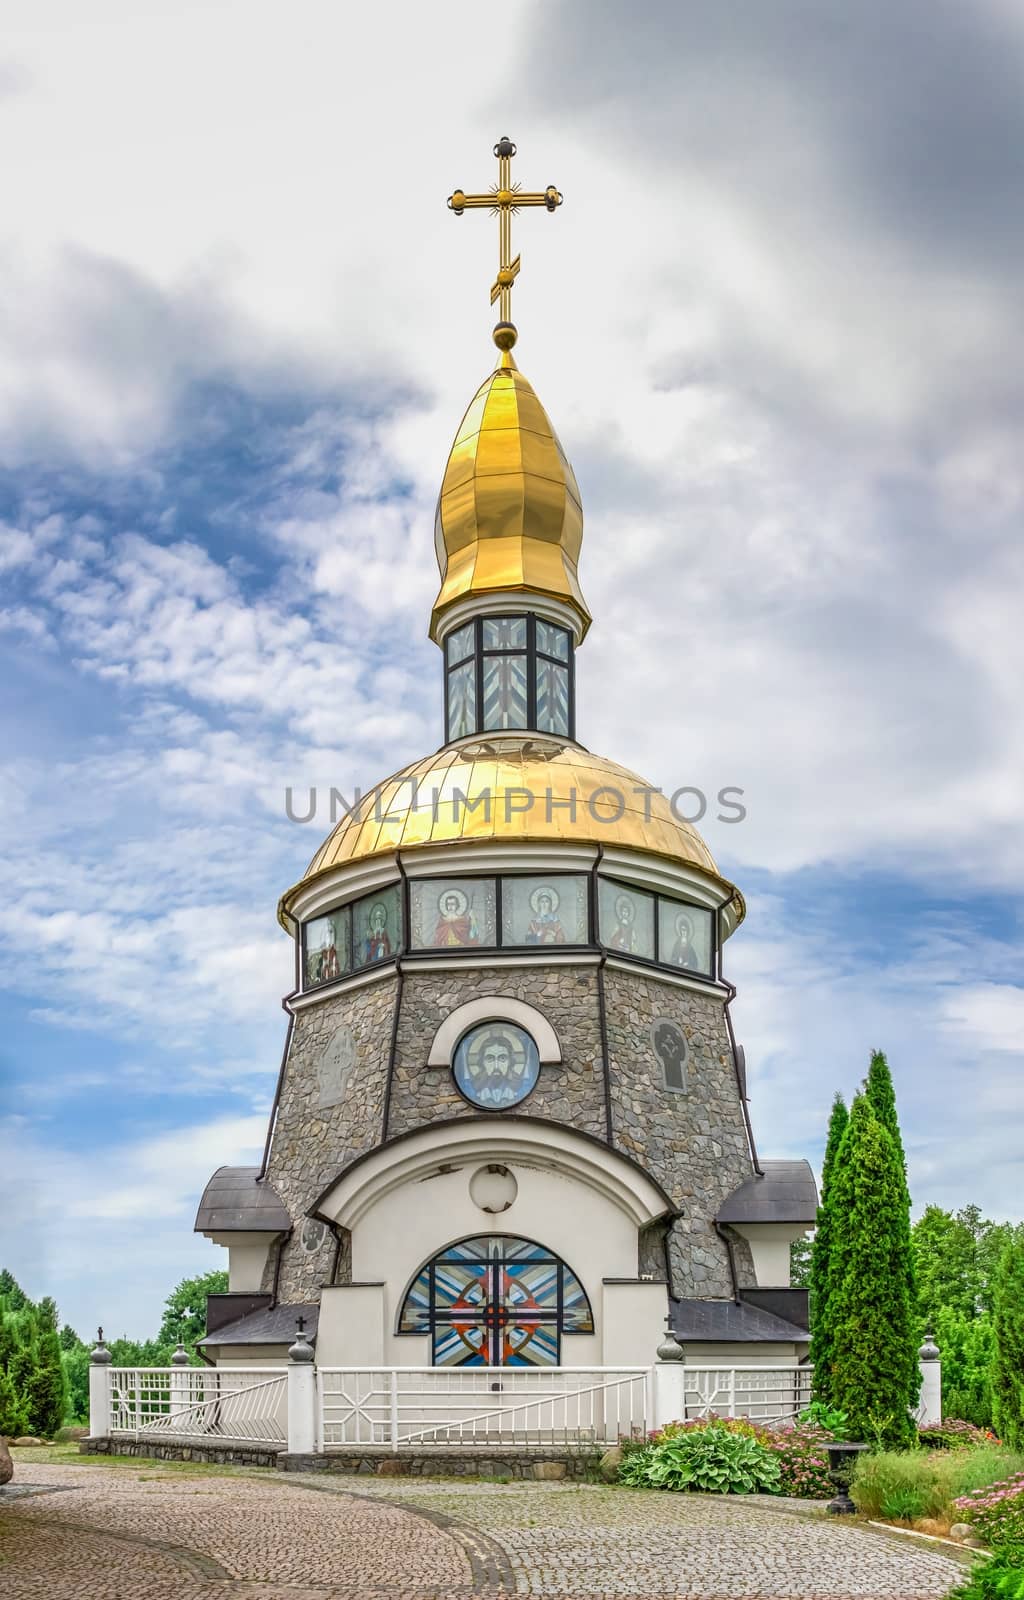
492, 321, 518, 351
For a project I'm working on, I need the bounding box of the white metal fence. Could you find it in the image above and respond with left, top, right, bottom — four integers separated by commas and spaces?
680, 1364, 813, 1422
318, 1366, 649, 1450
108, 1367, 287, 1446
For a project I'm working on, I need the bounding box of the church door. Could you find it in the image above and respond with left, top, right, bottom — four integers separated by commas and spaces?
398, 1234, 594, 1367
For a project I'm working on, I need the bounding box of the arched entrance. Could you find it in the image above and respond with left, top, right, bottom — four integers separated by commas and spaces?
398, 1234, 594, 1366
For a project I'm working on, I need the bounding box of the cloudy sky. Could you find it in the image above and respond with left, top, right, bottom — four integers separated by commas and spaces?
1, 0, 1021, 1339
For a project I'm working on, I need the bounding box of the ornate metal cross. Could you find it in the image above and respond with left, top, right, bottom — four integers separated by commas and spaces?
448, 136, 562, 347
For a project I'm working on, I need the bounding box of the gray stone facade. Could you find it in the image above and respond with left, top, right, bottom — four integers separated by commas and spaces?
263, 955, 753, 1307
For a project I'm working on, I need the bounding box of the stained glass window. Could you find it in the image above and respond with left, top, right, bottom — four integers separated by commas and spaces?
410, 878, 496, 950
447, 660, 476, 739
443, 614, 575, 741
482, 653, 528, 730
501, 875, 589, 946
598, 878, 656, 961
351, 884, 402, 970
398, 1235, 594, 1367
303, 909, 351, 989
657, 899, 714, 977
536, 656, 570, 735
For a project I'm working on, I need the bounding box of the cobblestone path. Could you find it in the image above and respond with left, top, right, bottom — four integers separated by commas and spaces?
0, 1456, 971, 1599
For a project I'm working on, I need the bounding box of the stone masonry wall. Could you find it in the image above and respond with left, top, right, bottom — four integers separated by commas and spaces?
387, 965, 606, 1141
262, 955, 755, 1307
264, 974, 397, 1302
603, 968, 753, 1299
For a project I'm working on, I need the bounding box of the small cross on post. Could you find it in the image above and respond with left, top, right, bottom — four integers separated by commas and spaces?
448, 136, 562, 351
296, 1314, 306, 1335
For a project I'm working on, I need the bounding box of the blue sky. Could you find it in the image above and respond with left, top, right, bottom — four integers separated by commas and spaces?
1, 0, 1022, 1338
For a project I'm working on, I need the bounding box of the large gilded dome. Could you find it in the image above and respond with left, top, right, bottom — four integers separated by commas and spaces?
431, 354, 591, 643
279, 735, 741, 928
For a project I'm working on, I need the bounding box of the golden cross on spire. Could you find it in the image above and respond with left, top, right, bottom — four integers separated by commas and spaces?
448, 136, 562, 353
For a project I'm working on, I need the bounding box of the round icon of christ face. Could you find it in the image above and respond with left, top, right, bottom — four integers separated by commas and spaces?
452, 1022, 540, 1110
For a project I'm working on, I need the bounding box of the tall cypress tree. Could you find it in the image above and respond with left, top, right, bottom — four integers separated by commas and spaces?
991, 1236, 1024, 1449
864, 1049, 919, 1405
809, 1093, 848, 1403
826, 1094, 918, 1446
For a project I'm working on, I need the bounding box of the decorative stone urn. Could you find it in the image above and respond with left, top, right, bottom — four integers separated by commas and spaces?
825, 1441, 869, 1515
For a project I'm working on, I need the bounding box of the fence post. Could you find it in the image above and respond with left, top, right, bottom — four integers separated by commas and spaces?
389, 1370, 399, 1452
286, 1321, 317, 1457
651, 1320, 686, 1429
169, 1341, 190, 1425
918, 1332, 942, 1427
88, 1329, 112, 1439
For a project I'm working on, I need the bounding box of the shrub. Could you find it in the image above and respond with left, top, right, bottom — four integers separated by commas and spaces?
947, 1548, 1024, 1599
919, 1420, 1001, 1450
762, 1421, 835, 1499
621, 1420, 781, 1494
955, 1473, 1024, 1551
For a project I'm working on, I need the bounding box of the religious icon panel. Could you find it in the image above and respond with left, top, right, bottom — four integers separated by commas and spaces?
452, 1021, 540, 1110
501, 874, 588, 947
598, 878, 655, 961
657, 900, 714, 976
351, 884, 401, 970
410, 877, 496, 950
303, 909, 351, 989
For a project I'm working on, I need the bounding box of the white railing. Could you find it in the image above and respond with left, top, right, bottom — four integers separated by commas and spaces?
318, 1366, 649, 1450
108, 1367, 287, 1447
680, 1365, 813, 1422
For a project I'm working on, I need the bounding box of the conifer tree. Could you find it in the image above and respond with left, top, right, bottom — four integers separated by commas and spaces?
826, 1093, 917, 1445
991, 1235, 1024, 1450
809, 1093, 847, 1403
864, 1049, 919, 1406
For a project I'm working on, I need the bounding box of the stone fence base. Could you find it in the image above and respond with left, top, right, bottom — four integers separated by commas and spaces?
81, 1436, 601, 1479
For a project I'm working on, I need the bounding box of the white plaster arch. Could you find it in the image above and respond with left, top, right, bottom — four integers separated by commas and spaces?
426, 996, 562, 1066
317, 1117, 670, 1233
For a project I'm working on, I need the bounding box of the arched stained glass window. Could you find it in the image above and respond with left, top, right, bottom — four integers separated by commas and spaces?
398, 1234, 594, 1367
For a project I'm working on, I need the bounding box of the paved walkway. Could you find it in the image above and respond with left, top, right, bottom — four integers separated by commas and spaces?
1, 1455, 971, 1599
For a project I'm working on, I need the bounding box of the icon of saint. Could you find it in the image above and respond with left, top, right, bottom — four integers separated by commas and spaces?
670, 911, 700, 971
433, 887, 479, 947
609, 893, 637, 953
363, 902, 392, 963
525, 886, 566, 945
469, 1029, 525, 1107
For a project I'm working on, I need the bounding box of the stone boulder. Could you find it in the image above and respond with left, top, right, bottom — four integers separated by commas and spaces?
599, 1445, 623, 1483
0, 1437, 13, 1485
13, 1437, 44, 1447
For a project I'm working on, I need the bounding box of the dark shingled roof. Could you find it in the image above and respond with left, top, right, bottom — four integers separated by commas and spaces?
670, 1297, 811, 1344
716, 1159, 817, 1225
194, 1167, 292, 1234
198, 1302, 319, 1348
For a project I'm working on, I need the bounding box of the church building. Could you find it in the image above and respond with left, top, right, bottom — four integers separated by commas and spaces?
195, 139, 816, 1375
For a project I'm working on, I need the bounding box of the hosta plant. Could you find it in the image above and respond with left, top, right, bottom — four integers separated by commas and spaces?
622, 1420, 781, 1495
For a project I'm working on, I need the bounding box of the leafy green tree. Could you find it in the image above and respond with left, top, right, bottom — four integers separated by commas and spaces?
809, 1093, 847, 1404
59, 1323, 81, 1353
0, 1364, 28, 1437
826, 1094, 918, 1446
913, 1205, 981, 1325
790, 1235, 812, 1289
25, 1314, 68, 1437
0, 1269, 27, 1311
863, 1050, 919, 1407
933, 1305, 994, 1427
991, 1235, 1024, 1449
156, 1270, 228, 1355
61, 1343, 92, 1425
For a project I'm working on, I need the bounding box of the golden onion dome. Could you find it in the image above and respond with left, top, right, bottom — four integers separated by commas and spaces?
279, 735, 742, 929
430, 353, 591, 644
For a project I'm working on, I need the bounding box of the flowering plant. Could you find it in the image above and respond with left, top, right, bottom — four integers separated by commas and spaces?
622, 1416, 834, 1500
954, 1471, 1024, 1549
918, 1419, 1001, 1451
